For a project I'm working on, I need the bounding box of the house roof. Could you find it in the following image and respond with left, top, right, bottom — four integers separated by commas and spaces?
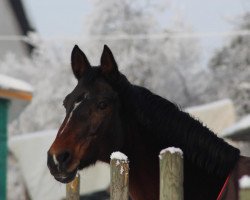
0, 74, 33, 122
8, 0, 34, 54
222, 115, 250, 141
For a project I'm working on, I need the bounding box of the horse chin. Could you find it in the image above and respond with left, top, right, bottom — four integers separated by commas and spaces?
54, 169, 78, 184
78, 158, 97, 170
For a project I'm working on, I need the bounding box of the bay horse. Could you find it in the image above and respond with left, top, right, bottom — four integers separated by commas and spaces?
47, 45, 250, 200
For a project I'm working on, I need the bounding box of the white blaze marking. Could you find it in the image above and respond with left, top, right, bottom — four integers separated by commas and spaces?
59, 101, 82, 136
53, 154, 58, 165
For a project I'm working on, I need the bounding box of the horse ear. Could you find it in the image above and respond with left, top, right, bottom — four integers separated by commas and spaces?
100, 45, 118, 76
71, 45, 90, 79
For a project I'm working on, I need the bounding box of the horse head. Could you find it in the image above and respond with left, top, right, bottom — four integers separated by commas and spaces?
47, 45, 123, 183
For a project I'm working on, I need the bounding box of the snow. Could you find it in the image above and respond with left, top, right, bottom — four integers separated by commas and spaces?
0, 0, 204, 137
160, 147, 183, 155
3, 2, 250, 199
222, 114, 250, 139
159, 147, 183, 159
185, 98, 236, 135
239, 175, 250, 189
185, 99, 232, 113
120, 166, 124, 175
110, 152, 128, 175
110, 151, 128, 161
0, 74, 33, 93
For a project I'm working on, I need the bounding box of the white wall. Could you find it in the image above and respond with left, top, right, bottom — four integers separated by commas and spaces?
0, 0, 28, 59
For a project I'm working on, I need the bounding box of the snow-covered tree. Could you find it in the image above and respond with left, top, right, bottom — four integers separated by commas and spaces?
0, 35, 76, 135
84, 0, 205, 107
0, 0, 205, 135
1, 4, 205, 199
209, 13, 250, 116
84, 0, 165, 85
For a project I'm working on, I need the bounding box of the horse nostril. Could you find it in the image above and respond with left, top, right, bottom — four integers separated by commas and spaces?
57, 151, 71, 165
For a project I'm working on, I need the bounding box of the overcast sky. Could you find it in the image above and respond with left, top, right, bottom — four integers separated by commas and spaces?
22, 0, 250, 65
22, 0, 250, 36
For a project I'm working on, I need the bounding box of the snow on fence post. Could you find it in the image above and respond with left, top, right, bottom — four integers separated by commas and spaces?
239, 175, 250, 200
66, 173, 80, 200
159, 147, 184, 200
110, 152, 129, 200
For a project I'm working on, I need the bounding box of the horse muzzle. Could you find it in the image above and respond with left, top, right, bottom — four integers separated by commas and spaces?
47, 150, 78, 183
53, 169, 77, 183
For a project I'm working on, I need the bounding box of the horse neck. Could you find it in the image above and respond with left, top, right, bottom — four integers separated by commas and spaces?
107, 75, 240, 199
112, 75, 239, 178
123, 86, 239, 177
119, 111, 160, 200
119, 101, 226, 200
119, 101, 228, 200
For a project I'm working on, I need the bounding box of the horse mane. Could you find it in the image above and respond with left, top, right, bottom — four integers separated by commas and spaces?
106, 73, 240, 178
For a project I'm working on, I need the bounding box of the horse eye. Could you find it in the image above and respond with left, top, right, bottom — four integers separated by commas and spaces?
84, 93, 89, 99
98, 101, 108, 110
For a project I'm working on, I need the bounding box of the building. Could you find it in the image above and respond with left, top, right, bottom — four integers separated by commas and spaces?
0, 1, 34, 199
0, 0, 34, 59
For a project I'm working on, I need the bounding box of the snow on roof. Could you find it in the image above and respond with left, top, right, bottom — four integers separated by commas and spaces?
222, 115, 250, 141
159, 147, 183, 159
185, 99, 233, 113
110, 151, 128, 161
0, 74, 33, 93
185, 99, 235, 135
239, 175, 250, 189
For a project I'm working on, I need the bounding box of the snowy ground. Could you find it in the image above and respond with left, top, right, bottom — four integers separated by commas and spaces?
8, 154, 27, 200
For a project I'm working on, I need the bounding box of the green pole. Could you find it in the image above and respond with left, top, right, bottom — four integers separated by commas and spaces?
0, 98, 9, 200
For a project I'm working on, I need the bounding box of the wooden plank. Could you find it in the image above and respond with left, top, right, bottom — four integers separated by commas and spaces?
66, 173, 80, 200
110, 152, 129, 200
159, 147, 184, 200
0, 88, 32, 101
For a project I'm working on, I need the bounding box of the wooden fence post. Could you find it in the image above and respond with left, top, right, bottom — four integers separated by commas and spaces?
110, 152, 129, 200
239, 175, 250, 200
159, 147, 183, 200
66, 173, 80, 200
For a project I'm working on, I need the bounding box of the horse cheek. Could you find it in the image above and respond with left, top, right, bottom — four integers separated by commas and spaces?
89, 118, 102, 134
88, 111, 104, 134
75, 140, 91, 160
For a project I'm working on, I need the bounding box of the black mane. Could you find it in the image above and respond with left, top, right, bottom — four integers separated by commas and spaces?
105, 72, 240, 178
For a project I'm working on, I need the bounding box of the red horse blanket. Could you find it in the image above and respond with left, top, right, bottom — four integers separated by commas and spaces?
217, 156, 250, 200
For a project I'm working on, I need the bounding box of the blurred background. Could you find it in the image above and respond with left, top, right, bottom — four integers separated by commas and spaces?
1, 0, 250, 199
